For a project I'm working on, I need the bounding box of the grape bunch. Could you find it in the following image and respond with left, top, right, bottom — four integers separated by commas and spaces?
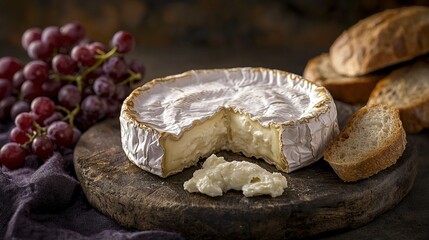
0, 22, 145, 170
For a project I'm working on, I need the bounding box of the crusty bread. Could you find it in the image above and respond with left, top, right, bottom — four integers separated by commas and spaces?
303, 53, 384, 104
330, 6, 429, 77
324, 104, 406, 182
368, 60, 429, 133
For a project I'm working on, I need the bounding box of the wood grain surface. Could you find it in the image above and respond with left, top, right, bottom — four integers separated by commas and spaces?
73, 103, 417, 239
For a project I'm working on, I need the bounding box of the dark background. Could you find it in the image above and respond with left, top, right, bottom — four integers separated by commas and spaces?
1, 0, 428, 58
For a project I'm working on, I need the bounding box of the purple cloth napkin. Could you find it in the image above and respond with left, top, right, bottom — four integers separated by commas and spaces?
0, 124, 183, 240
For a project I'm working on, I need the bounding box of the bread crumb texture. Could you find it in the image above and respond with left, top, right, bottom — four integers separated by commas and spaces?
324, 104, 406, 181
368, 60, 429, 133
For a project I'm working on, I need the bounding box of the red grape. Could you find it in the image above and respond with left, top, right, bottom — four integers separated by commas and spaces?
10, 100, 30, 119
113, 84, 129, 101
0, 143, 26, 170
41, 78, 62, 99
60, 22, 85, 45
22, 28, 42, 50
0, 96, 16, 121
58, 84, 81, 110
82, 86, 94, 99
31, 112, 48, 126
47, 121, 74, 147
111, 31, 134, 53
43, 111, 64, 126
52, 54, 76, 74
41, 26, 63, 49
71, 127, 82, 147
78, 38, 91, 45
105, 99, 121, 117
31, 96, 56, 118
103, 56, 127, 80
0, 78, 11, 99
27, 40, 53, 61
9, 127, 30, 144
81, 95, 106, 120
88, 42, 106, 55
0, 57, 22, 81
93, 76, 115, 98
71, 45, 94, 66
21, 80, 44, 102
32, 135, 54, 159
74, 113, 97, 131
15, 112, 34, 131
12, 70, 25, 90
85, 67, 103, 81
129, 59, 146, 77
23, 60, 49, 83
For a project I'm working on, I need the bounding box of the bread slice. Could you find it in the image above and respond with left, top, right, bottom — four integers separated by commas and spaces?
324, 104, 406, 182
303, 53, 384, 104
367, 60, 429, 133
330, 6, 429, 77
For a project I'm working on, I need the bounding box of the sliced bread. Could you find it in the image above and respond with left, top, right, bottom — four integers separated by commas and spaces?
324, 104, 406, 182
367, 60, 429, 133
303, 53, 384, 104
330, 6, 429, 77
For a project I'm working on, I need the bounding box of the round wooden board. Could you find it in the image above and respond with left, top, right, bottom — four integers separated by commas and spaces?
74, 113, 417, 240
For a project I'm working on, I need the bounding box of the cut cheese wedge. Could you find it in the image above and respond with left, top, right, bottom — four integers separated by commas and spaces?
120, 68, 339, 177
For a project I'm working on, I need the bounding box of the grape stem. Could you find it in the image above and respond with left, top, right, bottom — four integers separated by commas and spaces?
51, 47, 119, 92
57, 105, 80, 127
21, 121, 47, 148
119, 69, 141, 87
76, 47, 118, 91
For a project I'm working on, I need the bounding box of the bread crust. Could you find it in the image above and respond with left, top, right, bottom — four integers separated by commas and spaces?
367, 61, 429, 133
330, 6, 429, 77
303, 53, 383, 104
324, 105, 406, 182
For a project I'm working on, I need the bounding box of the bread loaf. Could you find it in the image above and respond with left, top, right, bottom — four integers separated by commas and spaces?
303, 53, 384, 104
330, 6, 429, 77
367, 60, 429, 133
324, 104, 406, 182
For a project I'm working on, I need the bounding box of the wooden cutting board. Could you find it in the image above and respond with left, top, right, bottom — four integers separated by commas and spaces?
73, 104, 417, 239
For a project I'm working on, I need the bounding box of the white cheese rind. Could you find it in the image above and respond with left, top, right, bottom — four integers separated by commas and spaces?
282, 105, 339, 171
120, 68, 339, 177
183, 154, 288, 197
120, 114, 164, 176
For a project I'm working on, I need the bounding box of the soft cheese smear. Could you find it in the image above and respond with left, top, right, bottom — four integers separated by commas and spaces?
120, 68, 339, 177
183, 154, 288, 197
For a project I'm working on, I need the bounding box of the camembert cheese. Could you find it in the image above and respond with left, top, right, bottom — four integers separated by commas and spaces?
120, 68, 339, 177
184, 154, 288, 197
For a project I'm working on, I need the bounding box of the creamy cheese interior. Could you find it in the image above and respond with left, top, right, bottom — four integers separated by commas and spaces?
162, 109, 282, 176
163, 111, 228, 174
228, 113, 283, 170
183, 154, 288, 197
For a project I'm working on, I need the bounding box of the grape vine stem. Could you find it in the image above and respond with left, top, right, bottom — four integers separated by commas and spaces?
57, 105, 80, 127
119, 69, 141, 86
21, 121, 46, 148
76, 47, 118, 91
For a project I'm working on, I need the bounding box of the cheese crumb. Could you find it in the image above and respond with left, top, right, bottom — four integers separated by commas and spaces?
183, 154, 288, 197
